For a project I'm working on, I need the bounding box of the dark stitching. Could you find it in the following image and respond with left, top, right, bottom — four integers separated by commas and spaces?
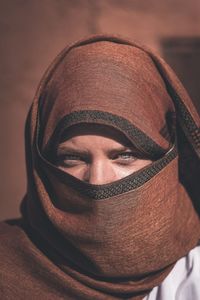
72, 147, 177, 199
43, 110, 167, 159
38, 145, 177, 200
166, 86, 200, 150
37, 110, 178, 200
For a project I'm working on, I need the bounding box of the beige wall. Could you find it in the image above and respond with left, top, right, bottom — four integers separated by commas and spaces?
1, 0, 200, 220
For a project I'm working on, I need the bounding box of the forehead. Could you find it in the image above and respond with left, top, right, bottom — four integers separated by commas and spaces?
60, 123, 133, 147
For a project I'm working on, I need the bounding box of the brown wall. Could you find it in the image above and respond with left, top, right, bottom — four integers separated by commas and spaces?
1, 0, 200, 220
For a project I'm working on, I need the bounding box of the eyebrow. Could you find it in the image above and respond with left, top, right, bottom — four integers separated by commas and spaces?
57, 145, 90, 156
57, 145, 139, 156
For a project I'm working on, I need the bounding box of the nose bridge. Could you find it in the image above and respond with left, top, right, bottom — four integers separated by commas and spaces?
88, 159, 115, 185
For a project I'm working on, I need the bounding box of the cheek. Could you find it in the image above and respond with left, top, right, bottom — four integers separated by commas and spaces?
135, 159, 152, 170
113, 159, 152, 180
58, 160, 153, 183
58, 165, 87, 180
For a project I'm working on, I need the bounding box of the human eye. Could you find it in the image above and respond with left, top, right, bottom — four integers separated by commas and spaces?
119, 152, 136, 159
113, 151, 138, 165
56, 153, 86, 167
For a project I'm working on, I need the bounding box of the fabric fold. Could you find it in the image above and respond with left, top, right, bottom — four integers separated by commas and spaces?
12, 34, 200, 299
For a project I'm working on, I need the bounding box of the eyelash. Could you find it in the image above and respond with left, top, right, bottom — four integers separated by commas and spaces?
113, 152, 136, 160
56, 151, 137, 167
113, 152, 137, 166
56, 154, 86, 167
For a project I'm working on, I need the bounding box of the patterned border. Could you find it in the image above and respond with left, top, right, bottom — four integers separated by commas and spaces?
37, 110, 177, 200
43, 110, 167, 160
39, 144, 177, 200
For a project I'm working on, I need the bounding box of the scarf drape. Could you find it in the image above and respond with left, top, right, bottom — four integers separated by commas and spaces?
16, 34, 200, 299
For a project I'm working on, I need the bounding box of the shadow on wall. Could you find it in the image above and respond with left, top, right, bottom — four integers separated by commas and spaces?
161, 37, 200, 114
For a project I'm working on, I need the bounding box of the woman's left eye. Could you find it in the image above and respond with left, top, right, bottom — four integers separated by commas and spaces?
114, 152, 137, 161
120, 152, 135, 159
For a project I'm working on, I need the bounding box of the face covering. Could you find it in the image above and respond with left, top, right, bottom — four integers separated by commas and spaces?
21, 34, 200, 299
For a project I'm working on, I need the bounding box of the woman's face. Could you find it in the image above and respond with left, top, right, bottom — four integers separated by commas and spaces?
56, 124, 152, 185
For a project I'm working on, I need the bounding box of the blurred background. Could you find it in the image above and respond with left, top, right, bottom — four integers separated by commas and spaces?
1, 0, 200, 220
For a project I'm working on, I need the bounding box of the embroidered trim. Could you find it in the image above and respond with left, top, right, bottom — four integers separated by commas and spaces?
38, 143, 177, 200
37, 110, 178, 200
43, 110, 167, 159
166, 85, 200, 152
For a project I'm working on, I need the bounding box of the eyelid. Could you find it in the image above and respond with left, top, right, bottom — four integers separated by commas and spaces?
58, 153, 87, 161
56, 153, 87, 168
57, 150, 93, 168
57, 147, 89, 156
111, 150, 138, 159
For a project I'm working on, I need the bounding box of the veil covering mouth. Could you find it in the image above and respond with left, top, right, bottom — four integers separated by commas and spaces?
18, 34, 200, 299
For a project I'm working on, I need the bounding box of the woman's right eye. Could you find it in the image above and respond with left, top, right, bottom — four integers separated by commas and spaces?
56, 154, 86, 167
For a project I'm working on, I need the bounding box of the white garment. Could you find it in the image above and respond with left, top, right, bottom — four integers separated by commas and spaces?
144, 244, 200, 300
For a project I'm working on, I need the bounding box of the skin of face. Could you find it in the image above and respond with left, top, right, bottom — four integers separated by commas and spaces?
56, 124, 152, 185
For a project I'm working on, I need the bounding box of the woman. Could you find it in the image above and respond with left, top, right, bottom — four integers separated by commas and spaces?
0, 34, 200, 299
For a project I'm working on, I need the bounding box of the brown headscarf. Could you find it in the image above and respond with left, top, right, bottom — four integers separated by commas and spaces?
20, 34, 200, 299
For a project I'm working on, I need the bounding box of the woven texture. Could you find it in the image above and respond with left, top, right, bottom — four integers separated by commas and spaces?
1, 34, 200, 300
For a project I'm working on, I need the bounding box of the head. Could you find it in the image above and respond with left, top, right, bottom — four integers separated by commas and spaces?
41, 36, 175, 189
22, 34, 200, 297
56, 124, 152, 184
